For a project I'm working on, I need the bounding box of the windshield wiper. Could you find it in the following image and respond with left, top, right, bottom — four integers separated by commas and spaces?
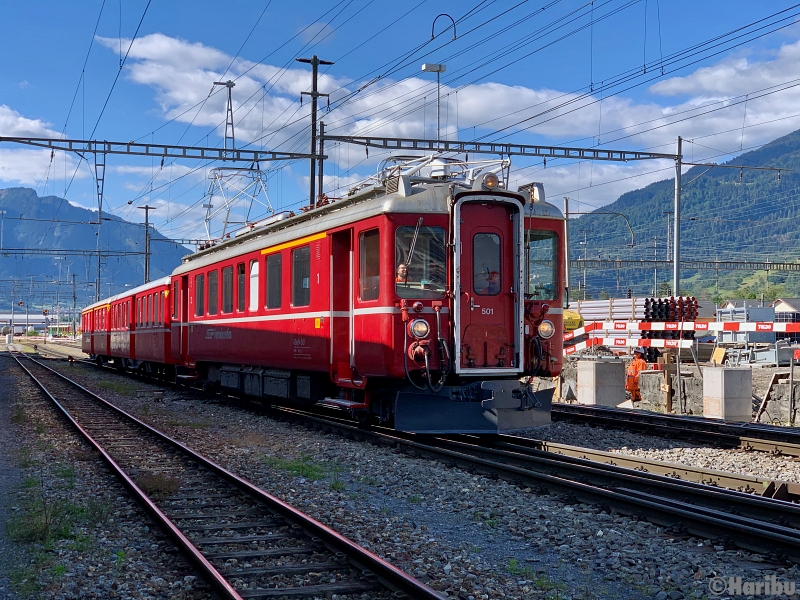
405, 217, 423, 267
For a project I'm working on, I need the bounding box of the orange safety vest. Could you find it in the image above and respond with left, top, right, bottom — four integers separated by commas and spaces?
625, 356, 647, 395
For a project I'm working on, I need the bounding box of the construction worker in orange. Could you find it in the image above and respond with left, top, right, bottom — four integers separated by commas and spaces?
625, 347, 648, 403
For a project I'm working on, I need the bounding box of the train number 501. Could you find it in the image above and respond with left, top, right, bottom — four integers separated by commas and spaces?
481, 308, 494, 315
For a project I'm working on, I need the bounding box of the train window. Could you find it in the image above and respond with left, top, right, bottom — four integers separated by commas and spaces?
137, 298, 142, 326
237, 263, 245, 312
222, 266, 234, 313
147, 294, 153, 326
395, 225, 446, 299
292, 246, 311, 307
195, 274, 205, 316
155, 293, 160, 325
525, 230, 558, 301
473, 233, 501, 296
173, 281, 179, 318
249, 260, 259, 311
359, 229, 380, 301
208, 270, 218, 315
266, 254, 282, 309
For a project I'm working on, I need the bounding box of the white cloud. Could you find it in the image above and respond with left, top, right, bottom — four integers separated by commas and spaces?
17, 80, 30, 90
0, 104, 60, 137
94, 33, 800, 215
0, 149, 85, 186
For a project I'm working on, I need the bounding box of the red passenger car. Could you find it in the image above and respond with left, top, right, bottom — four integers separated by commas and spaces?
82, 278, 177, 376
83, 157, 565, 433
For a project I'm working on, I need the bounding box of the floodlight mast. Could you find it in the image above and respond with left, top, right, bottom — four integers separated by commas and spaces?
213, 80, 236, 154
421, 63, 446, 141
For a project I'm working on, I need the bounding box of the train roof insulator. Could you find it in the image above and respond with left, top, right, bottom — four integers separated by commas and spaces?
518, 182, 546, 204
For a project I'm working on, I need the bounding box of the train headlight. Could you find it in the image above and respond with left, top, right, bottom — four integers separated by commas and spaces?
482, 172, 499, 190
537, 319, 555, 339
409, 319, 430, 339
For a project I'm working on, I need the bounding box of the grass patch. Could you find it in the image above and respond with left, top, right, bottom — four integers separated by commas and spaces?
9, 565, 40, 595
16, 447, 37, 468
7, 496, 82, 543
507, 560, 568, 595
51, 564, 67, 577
11, 405, 27, 424
83, 498, 113, 524
67, 532, 92, 552
115, 549, 126, 574
135, 472, 182, 496
264, 453, 326, 480
408, 494, 424, 504
33, 421, 47, 435
96, 380, 138, 396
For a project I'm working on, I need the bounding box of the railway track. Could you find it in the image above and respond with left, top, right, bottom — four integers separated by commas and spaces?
30, 354, 800, 560
260, 405, 800, 562
552, 402, 800, 458
10, 351, 441, 600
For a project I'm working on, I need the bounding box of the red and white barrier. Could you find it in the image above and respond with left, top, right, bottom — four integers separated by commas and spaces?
565, 320, 800, 341
564, 336, 694, 355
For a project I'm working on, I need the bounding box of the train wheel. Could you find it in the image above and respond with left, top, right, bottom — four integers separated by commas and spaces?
354, 410, 371, 429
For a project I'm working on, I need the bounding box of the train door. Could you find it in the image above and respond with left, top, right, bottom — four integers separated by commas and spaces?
455, 198, 523, 374
329, 229, 363, 387
180, 275, 189, 361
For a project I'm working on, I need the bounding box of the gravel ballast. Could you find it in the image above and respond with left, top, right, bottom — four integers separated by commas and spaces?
28, 358, 799, 600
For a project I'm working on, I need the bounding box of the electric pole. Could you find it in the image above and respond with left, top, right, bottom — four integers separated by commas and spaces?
72, 273, 77, 338
563, 197, 570, 304
673, 136, 682, 297
297, 55, 334, 208
139, 205, 156, 284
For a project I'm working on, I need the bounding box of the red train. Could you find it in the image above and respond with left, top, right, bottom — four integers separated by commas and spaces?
82, 157, 565, 433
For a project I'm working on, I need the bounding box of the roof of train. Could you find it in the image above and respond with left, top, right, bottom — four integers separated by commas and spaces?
173, 180, 563, 275
82, 178, 564, 311
82, 276, 171, 313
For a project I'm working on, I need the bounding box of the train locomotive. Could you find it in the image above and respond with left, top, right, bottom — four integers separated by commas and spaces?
82, 155, 565, 433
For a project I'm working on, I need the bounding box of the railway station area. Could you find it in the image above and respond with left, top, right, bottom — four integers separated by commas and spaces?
3, 1, 800, 599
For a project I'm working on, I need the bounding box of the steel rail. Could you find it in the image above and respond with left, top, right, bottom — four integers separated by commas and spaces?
11, 353, 443, 600
552, 403, 800, 458
10, 352, 243, 600
490, 435, 800, 501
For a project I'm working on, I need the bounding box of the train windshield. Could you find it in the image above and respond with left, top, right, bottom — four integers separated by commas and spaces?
525, 230, 558, 301
395, 226, 447, 299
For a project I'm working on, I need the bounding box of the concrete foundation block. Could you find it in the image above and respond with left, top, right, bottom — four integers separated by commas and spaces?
577, 360, 625, 407
757, 383, 800, 425
703, 368, 752, 422
638, 371, 664, 411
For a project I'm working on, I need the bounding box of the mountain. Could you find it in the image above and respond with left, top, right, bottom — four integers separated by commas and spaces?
0, 187, 190, 309
569, 128, 800, 302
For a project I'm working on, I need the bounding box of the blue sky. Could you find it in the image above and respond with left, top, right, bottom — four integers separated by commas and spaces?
2, 0, 800, 242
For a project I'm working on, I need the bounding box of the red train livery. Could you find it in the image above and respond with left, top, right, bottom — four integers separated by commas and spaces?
83, 158, 565, 433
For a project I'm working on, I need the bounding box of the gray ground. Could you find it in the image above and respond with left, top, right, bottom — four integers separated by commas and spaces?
0, 357, 21, 599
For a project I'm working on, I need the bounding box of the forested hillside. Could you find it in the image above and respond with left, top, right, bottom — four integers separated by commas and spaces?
571, 128, 800, 301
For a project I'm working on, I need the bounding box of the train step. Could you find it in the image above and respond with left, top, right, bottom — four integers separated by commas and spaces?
318, 398, 369, 410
